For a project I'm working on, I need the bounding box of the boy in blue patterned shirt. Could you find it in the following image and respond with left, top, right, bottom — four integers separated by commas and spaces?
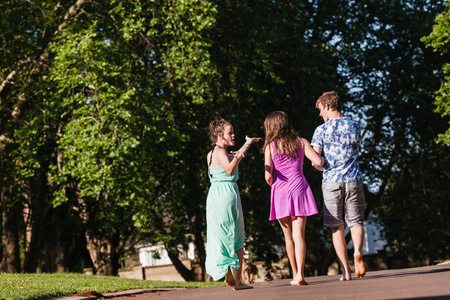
311, 91, 366, 281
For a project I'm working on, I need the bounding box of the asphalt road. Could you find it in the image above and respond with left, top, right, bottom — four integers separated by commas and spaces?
54, 263, 450, 300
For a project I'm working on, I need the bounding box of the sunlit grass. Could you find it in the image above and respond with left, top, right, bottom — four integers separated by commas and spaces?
0, 273, 225, 300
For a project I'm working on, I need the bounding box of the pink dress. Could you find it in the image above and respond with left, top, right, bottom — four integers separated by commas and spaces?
269, 139, 318, 220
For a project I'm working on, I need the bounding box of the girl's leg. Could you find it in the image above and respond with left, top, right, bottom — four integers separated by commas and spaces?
225, 267, 235, 287
231, 248, 253, 290
291, 216, 308, 285
278, 216, 297, 280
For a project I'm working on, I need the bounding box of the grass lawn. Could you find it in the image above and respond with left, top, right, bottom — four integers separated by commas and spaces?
0, 273, 225, 300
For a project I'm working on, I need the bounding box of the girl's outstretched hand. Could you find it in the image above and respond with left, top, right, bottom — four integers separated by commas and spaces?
245, 136, 262, 144
230, 136, 261, 158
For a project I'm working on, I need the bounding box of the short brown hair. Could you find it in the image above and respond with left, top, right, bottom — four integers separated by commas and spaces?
316, 91, 341, 112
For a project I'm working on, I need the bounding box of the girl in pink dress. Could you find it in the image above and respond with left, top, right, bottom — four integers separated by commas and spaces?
263, 111, 324, 285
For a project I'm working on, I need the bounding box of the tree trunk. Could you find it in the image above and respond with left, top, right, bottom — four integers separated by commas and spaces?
166, 245, 194, 282
85, 233, 113, 275
0, 188, 22, 273
193, 231, 206, 281
23, 168, 51, 272
47, 206, 68, 273
110, 233, 121, 276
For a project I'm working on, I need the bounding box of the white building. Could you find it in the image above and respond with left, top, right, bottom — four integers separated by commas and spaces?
350, 217, 387, 255
137, 242, 195, 267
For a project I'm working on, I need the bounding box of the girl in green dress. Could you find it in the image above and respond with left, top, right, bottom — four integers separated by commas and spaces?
206, 119, 260, 290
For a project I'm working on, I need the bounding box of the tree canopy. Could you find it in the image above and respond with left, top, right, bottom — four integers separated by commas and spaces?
423, 1, 450, 146
1, 0, 449, 279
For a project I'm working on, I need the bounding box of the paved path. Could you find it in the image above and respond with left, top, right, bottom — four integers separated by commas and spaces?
53, 263, 450, 300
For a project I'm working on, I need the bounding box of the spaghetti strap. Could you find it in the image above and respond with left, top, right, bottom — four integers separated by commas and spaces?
207, 144, 217, 178
270, 141, 277, 154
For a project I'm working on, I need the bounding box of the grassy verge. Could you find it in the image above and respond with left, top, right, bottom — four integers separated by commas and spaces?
0, 273, 225, 300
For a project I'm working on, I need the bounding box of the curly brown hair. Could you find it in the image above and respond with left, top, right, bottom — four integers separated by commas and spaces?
209, 119, 231, 144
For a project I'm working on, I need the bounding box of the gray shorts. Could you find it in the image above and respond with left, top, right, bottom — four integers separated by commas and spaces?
322, 180, 365, 228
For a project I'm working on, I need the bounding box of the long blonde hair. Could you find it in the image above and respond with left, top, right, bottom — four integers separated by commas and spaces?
263, 111, 301, 159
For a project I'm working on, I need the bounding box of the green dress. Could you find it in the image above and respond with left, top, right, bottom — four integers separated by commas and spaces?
205, 163, 244, 281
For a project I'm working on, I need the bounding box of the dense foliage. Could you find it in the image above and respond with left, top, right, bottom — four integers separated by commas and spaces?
423, 1, 450, 146
1, 0, 449, 280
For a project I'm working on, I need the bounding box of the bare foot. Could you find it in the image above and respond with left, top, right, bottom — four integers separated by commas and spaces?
354, 253, 366, 278
225, 268, 236, 287
340, 275, 351, 281
290, 278, 308, 285
233, 283, 253, 290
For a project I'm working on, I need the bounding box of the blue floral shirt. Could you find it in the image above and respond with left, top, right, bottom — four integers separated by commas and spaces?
311, 118, 363, 183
